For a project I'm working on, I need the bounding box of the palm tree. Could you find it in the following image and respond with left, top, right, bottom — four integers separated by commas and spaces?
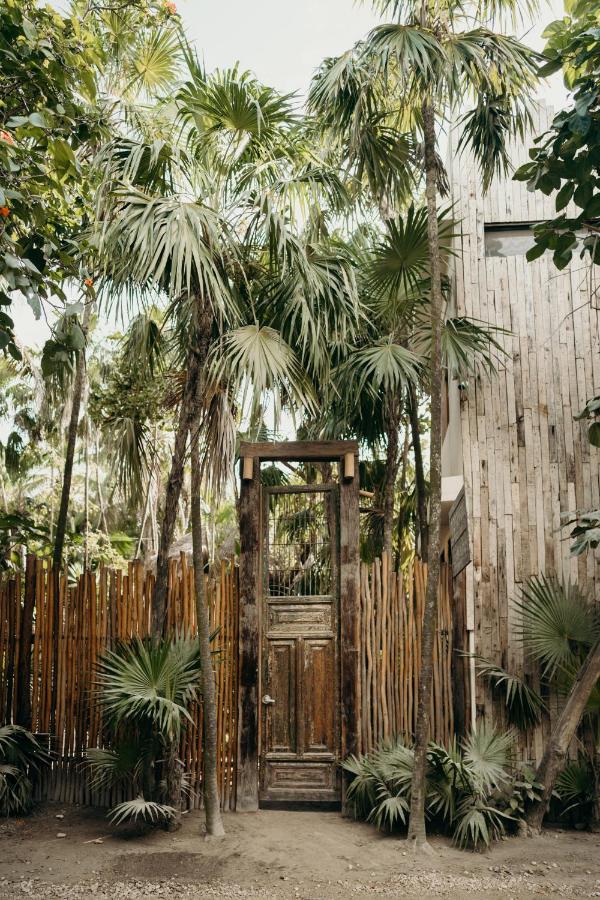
310, 0, 539, 848
96, 58, 356, 834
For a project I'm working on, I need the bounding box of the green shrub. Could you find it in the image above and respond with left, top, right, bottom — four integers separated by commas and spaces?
343, 728, 542, 850
0, 725, 50, 816
553, 756, 596, 827
87, 635, 202, 827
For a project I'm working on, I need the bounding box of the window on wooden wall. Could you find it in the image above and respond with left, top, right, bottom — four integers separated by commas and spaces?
484, 224, 537, 257
484, 223, 589, 258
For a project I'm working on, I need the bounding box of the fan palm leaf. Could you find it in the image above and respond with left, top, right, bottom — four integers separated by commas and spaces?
515, 575, 598, 679
97, 191, 238, 318
96, 636, 202, 741
108, 797, 175, 826
462, 726, 513, 793
207, 324, 317, 426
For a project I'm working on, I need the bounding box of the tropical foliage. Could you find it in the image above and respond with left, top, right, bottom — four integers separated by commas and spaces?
514, 0, 600, 269
0, 724, 50, 816
343, 729, 542, 850
88, 635, 204, 827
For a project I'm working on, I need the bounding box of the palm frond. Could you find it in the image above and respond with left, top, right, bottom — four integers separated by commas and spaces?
366, 23, 446, 83
108, 797, 175, 826
341, 337, 420, 400
555, 758, 595, 820
473, 656, 545, 729
453, 795, 512, 850
515, 575, 598, 679
207, 324, 317, 427
368, 205, 456, 300
96, 636, 201, 741
462, 726, 513, 792
97, 191, 237, 317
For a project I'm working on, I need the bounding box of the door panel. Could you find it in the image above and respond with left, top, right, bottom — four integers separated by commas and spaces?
260, 486, 340, 806
303, 639, 335, 755
266, 639, 296, 754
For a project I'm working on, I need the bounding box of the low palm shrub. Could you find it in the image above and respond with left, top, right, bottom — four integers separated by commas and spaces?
552, 755, 596, 828
0, 724, 50, 816
87, 635, 202, 827
343, 728, 542, 850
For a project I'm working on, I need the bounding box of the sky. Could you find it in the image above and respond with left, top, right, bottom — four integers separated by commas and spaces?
16, 0, 567, 349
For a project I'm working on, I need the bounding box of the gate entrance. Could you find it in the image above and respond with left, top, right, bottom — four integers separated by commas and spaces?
261, 484, 339, 805
237, 441, 360, 811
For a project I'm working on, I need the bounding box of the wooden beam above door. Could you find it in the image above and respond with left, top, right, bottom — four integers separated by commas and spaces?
239, 440, 359, 462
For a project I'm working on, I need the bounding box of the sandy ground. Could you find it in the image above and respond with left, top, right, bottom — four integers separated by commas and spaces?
0, 804, 599, 899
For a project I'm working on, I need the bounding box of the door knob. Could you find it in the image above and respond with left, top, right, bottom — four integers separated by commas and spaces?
262, 694, 276, 705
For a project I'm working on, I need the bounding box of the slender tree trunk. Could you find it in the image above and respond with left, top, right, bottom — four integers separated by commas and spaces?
51, 301, 92, 732
382, 398, 400, 559
136, 470, 153, 560
94, 430, 108, 533
83, 416, 90, 570
526, 641, 600, 833
151, 345, 203, 636
190, 429, 225, 838
189, 306, 225, 839
407, 98, 445, 851
408, 383, 428, 562
396, 423, 411, 554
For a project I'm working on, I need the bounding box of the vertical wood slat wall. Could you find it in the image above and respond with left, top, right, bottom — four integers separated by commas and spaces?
448, 102, 600, 761
0, 554, 239, 810
359, 556, 455, 751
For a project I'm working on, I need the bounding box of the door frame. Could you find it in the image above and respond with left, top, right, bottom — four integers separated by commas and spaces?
236, 441, 360, 812
259, 482, 340, 808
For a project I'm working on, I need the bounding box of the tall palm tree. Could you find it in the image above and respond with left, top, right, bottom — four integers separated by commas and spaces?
310, 0, 539, 848
96, 59, 357, 834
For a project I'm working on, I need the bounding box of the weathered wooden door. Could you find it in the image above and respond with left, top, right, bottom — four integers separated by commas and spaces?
259, 484, 340, 806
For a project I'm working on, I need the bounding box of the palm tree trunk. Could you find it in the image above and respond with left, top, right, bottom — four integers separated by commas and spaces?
188, 306, 225, 839
408, 383, 428, 562
150, 347, 202, 636
407, 97, 444, 851
51, 300, 92, 732
382, 398, 400, 559
190, 426, 225, 838
526, 640, 600, 833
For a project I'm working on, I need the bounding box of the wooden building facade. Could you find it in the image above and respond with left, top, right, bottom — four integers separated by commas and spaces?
443, 104, 600, 761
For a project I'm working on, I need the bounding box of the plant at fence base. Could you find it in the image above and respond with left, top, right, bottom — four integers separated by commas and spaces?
343, 728, 542, 850
513, 575, 600, 832
0, 725, 50, 816
552, 754, 597, 829
88, 635, 202, 827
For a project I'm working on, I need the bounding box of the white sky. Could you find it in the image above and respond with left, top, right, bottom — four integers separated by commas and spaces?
16, 0, 567, 348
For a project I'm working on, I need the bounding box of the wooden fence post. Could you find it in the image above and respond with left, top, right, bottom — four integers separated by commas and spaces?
340, 451, 360, 810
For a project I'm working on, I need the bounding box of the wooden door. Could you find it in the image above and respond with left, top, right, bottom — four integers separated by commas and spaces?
259, 484, 340, 806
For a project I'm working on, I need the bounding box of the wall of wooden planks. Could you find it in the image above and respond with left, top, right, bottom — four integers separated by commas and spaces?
447, 102, 600, 762
0, 554, 239, 810
359, 555, 457, 751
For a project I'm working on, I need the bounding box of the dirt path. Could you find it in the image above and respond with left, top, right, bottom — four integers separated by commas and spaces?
0, 804, 598, 899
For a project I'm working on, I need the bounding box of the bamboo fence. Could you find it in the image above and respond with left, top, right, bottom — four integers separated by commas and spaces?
1, 552, 456, 809
359, 555, 454, 750
0, 554, 239, 810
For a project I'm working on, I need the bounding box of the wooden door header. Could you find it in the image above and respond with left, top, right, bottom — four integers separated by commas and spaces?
239, 440, 359, 462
